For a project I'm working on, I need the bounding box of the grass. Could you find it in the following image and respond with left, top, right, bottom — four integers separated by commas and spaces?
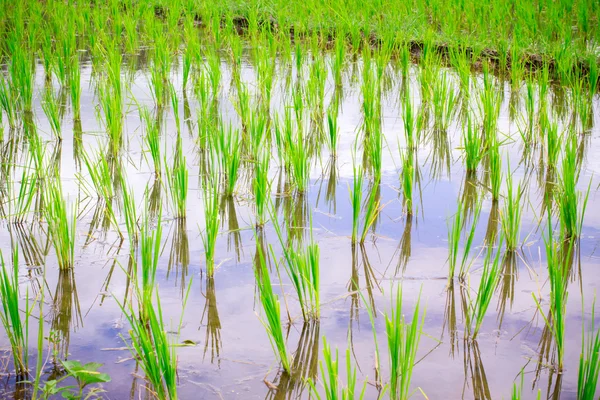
0, 247, 30, 377
385, 285, 425, 400
254, 245, 290, 373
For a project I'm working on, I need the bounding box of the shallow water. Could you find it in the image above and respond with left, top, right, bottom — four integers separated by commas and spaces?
0, 50, 599, 400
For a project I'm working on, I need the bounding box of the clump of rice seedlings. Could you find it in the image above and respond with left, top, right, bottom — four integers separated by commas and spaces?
254, 246, 290, 373
45, 179, 76, 270
432, 71, 457, 132
10, 164, 37, 224
138, 210, 162, 318
478, 63, 501, 142
462, 114, 483, 173
141, 107, 162, 177
202, 182, 220, 277
120, 174, 138, 247
447, 198, 481, 284
308, 338, 367, 400
166, 148, 188, 219
466, 238, 503, 339
284, 124, 310, 193
97, 80, 122, 154
360, 178, 383, 244
385, 285, 425, 400
253, 149, 271, 227
501, 168, 523, 251
119, 290, 180, 400
273, 216, 320, 321
349, 163, 363, 245
577, 299, 600, 400
556, 133, 589, 238
214, 124, 241, 197
11, 47, 34, 113
41, 88, 62, 141
0, 76, 17, 129
401, 86, 416, 149
544, 121, 561, 168
533, 214, 572, 370
0, 247, 30, 376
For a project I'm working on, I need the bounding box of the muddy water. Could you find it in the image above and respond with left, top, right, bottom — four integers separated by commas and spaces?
0, 53, 599, 399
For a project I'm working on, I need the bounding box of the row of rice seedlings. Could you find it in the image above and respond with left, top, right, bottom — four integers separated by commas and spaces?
254, 245, 291, 373
533, 214, 572, 371
577, 299, 600, 400
140, 107, 162, 177
465, 237, 503, 339
500, 165, 523, 251
385, 285, 425, 400
0, 247, 30, 377
44, 178, 76, 270
166, 142, 188, 219
308, 338, 367, 399
447, 197, 481, 284
272, 216, 320, 321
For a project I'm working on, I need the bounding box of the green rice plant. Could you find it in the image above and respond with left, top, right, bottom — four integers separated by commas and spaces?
488, 136, 502, 202
70, 53, 81, 120
119, 291, 179, 400
166, 149, 188, 219
478, 63, 501, 142
141, 107, 162, 177
462, 113, 483, 173
349, 163, 363, 244
401, 148, 415, 216
137, 209, 162, 319
253, 149, 271, 227
202, 182, 220, 277
41, 88, 62, 140
401, 86, 416, 149
10, 163, 37, 223
284, 124, 310, 193
97, 80, 122, 154
577, 299, 600, 400
360, 178, 383, 244
466, 238, 503, 339
272, 216, 320, 321
120, 174, 138, 247
556, 133, 589, 238
326, 104, 339, 157
0, 247, 30, 376
10, 47, 34, 112
0, 75, 16, 129
500, 167, 523, 251
432, 71, 458, 132
308, 338, 367, 400
447, 198, 481, 283
532, 213, 572, 370
254, 245, 290, 373
44, 179, 76, 270
544, 121, 561, 168
214, 124, 241, 197
385, 285, 425, 400
81, 148, 115, 203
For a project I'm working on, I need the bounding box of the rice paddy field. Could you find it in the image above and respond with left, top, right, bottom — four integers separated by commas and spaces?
0, 0, 600, 399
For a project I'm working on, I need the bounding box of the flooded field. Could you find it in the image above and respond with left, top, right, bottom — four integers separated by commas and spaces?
0, 2, 599, 399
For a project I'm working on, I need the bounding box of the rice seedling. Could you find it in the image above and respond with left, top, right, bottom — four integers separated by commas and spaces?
44, 179, 76, 270
272, 216, 320, 321
326, 104, 339, 157
577, 299, 600, 400
97, 80, 122, 154
447, 197, 481, 283
432, 71, 458, 132
0, 76, 16, 129
118, 291, 180, 400
385, 285, 425, 400
478, 63, 501, 142
41, 88, 62, 140
401, 85, 416, 150
500, 167, 523, 251
466, 238, 503, 339
120, 174, 138, 247
349, 163, 363, 245
202, 182, 220, 277
462, 114, 483, 173
532, 213, 572, 370
214, 124, 241, 197
10, 47, 34, 113
0, 247, 30, 376
69, 53, 81, 121
360, 178, 383, 244
254, 245, 291, 373
138, 210, 162, 318
141, 107, 162, 177
488, 136, 502, 202
284, 124, 310, 193
253, 149, 271, 227
400, 148, 415, 216
166, 148, 188, 219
